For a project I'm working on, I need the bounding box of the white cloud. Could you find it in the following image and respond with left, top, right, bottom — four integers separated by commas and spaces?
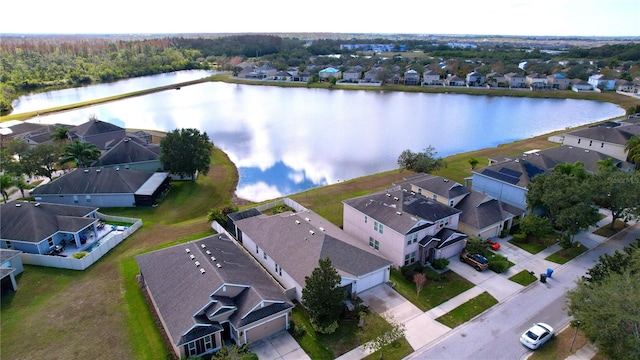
235, 182, 283, 203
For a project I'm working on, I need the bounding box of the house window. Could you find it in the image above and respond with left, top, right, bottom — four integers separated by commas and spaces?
86, 195, 91, 203
578, 138, 581, 144
601, 142, 604, 148
449, 200, 454, 207
276, 263, 282, 275
369, 237, 379, 250
263, 251, 267, 260
73, 195, 79, 204
48, 238, 54, 247
445, 217, 450, 226
204, 335, 212, 350
589, 140, 593, 146
407, 233, 417, 245
187, 342, 197, 356
256, 244, 259, 254
374, 221, 379, 232
418, 188, 422, 194
433, 194, 437, 200
6, 241, 12, 249
364, 216, 368, 223
411, 251, 417, 264
378, 223, 384, 234
404, 254, 410, 265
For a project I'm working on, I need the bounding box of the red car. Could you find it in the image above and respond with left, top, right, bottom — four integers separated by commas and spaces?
486, 238, 500, 250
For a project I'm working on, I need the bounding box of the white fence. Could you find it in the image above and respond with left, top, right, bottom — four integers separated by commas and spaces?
21, 214, 142, 270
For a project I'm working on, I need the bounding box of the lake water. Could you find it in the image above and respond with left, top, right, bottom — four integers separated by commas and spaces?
15, 73, 625, 202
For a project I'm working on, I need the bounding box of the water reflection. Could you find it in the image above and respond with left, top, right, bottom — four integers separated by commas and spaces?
22, 81, 625, 202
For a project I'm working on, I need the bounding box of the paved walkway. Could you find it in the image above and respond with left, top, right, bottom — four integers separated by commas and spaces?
337, 208, 627, 360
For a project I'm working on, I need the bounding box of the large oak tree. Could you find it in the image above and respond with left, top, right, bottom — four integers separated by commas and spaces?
160, 128, 214, 181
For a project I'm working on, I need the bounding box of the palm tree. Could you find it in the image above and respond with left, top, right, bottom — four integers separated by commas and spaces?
624, 135, 640, 169
50, 125, 70, 144
60, 141, 101, 168
596, 157, 617, 173
0, 173, 13, 203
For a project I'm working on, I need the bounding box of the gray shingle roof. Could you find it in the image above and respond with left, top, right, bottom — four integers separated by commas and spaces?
397, 174, 470, 199
31, 168, 157, 195
135, 235, 292, 347
0, 202, 98, 243
0, 248, 22, 263
92, 136, 161, 167
566, 126, 637, 146
69, 119, 124, 137
343, 188, 461, 235
233, 212, 392, 288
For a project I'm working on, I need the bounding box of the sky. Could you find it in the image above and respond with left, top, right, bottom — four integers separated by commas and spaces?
1, 0, 639, 37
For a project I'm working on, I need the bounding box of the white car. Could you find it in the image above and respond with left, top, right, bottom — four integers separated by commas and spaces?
520, 322, 555, 349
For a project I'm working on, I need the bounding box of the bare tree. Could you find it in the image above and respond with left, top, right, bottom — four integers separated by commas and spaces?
413, 273, 427, 296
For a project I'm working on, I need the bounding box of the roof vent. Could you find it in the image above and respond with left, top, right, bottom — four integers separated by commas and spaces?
96, 169, 101, 172
35, 203, 40, 207
393, 197, 399, 201
194, 261, 200, 267
295, 220, 300, 225
305, 217, 310, 222
443, 179, 449, 182
396, 211, 402, 215
189, 254, 195, 260
200, 268, 206, 274
201, 244, 206, 248
211, 256, 216, 261
585, 149, 589, 152
216, 263, 222, 268
206, 250, 211, 255
116, 167, 119, 171
309, 230, 315, 235
185, 248, 190, 253
84, 169, 89, 173
386, 193, 391, 197
15, 203, 21, 207
319, 227, 325, 232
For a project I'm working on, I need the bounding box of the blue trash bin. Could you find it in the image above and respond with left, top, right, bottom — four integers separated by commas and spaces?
546, 268, 554, 278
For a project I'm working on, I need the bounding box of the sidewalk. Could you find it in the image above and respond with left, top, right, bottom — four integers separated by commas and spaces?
338, 208, 629, 360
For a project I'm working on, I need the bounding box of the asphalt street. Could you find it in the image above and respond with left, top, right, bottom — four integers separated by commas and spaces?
406, 224, 640, 360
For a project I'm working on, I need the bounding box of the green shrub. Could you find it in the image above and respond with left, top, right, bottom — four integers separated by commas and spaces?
431, 258, 449, 270
423, 266, 445, 282
272, 203, 288, 214
489, 257, 510, 273
72, 251, 88, 259
512, 233, 527, 243
401, 263, 423, 281
311, 320, 338, 334
288, 320, 307, 338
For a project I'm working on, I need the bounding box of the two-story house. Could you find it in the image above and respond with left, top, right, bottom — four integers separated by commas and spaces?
486, 72, 506, 87
343, 187, 464, 267
231, 209, 392, 301
504, 72, 526, 88
525, 73, 548, 89
547, 74, 571, 90
396, 174, 523, 239
466, 71, 485, 86
422, 70, 441, 85
343, 69, 362, 82
319, 67, 342, 79
404, 69, 420, 85
561, 124, 640, 161
588, 74, 616, 91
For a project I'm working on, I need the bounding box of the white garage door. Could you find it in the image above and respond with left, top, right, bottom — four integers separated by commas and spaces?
356, 268, 387, 293
438, 240, 466, 260
244, 314, 287, 344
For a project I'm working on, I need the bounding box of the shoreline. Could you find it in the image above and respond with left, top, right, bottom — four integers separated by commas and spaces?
2, 73, 639, 123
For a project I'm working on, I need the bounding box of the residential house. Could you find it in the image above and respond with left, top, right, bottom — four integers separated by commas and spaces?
525, 73, 549, 90
256, 65, 278, 78
271, 71, 292, 81
0, 201, 100, 255
31, 168, 171, 207
486, 72, 506, 87
571, 79, 594, 92
547, 74, 571, 90
292, 72, 312, 82
68, 118, 126, 150
616, 80, 636, 93
504, 72, 526, 88
588, 74, 616, 91
396, 174, 523, 239
91, 136, 162, 172
422, 70, 441, 86
1, 249, 24, 293
343, 187, 464, 267
230, 209, 393, 301
319, 67, 342, 79
403, 69, 420, 85
343, 69, 362, 82
363, 69, 378, 82
136, 235, 294, 359
465, 71, 485, 86
472, 145, 635, 210
561, 124, 640, 161
444, 75, 465, 87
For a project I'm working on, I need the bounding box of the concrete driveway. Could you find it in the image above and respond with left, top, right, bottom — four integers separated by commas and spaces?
248, 331, 310, 360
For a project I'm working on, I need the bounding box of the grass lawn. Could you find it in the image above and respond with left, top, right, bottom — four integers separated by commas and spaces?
435, 292, 498, 328
509, 269, 539, 286
593, 220, 628, 238
545, 242, 588, 264
290, 302, 412, 359
508, 235, 557, 254
389, 268, 474, 312
0, 148, 236, 360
